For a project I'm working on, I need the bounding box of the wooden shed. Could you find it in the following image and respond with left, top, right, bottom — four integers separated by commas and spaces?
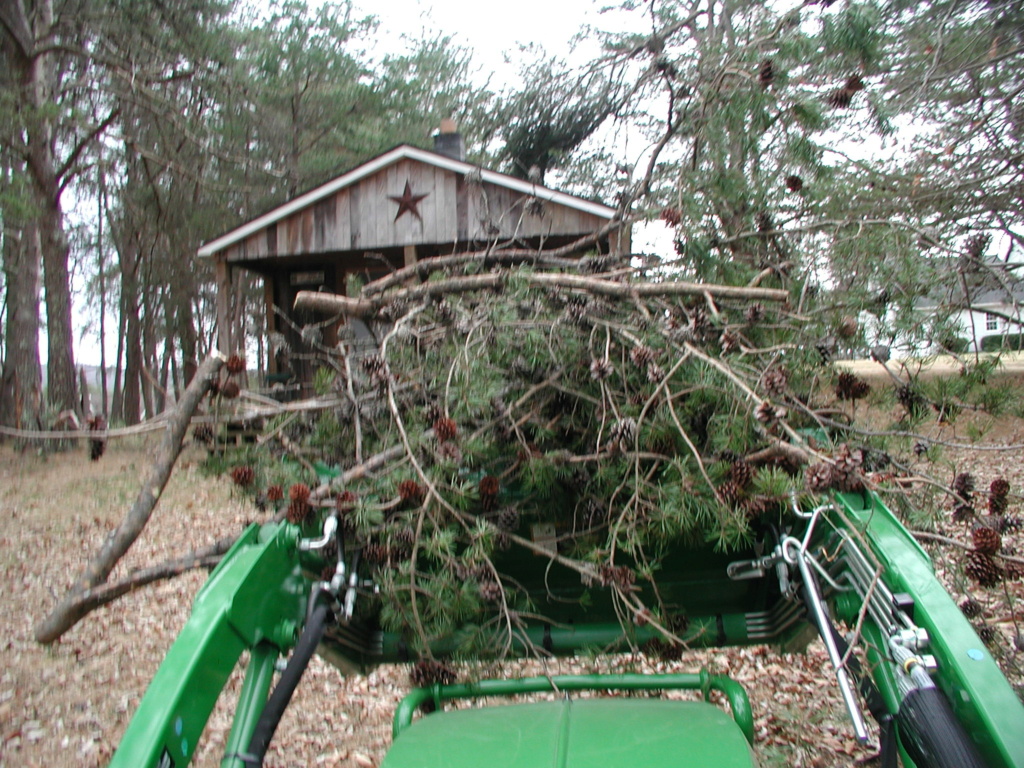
197, 130, 629, 387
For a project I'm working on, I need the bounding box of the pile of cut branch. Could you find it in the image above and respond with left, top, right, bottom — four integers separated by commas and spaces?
268, 259, 861, 656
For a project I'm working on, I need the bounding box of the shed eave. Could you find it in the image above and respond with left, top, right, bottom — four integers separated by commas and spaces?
196, 145, 618, 259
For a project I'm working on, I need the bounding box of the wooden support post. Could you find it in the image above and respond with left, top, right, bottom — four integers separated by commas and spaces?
610, 224, 632, 258
264, 274, 276, 376
403, 245, 418, 287
403, 244, 418, 268
215, 257, 233, 358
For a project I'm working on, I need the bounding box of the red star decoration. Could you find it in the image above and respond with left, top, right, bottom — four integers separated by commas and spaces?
389, 181, 429, 223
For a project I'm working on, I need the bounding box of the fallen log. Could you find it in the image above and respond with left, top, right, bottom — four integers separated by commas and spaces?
35, 353, 226, 644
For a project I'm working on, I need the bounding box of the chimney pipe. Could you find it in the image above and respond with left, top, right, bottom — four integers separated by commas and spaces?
433, 119, 465, 162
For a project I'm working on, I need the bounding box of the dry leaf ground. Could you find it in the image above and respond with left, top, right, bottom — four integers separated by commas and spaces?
1, 400, 1023, 768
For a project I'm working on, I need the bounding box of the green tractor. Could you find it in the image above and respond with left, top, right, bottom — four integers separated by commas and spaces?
108, 489, 1023, 768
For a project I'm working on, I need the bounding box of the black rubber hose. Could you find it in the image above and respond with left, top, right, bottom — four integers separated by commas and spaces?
245, 599, 331, 765
896, 687, 988, 768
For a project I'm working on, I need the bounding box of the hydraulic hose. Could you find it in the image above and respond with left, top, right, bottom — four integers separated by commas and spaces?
896, 686, 988, 768
244, 598, 331, 766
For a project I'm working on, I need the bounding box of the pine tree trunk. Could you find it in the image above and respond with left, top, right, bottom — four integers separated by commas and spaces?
0, 218, 43, 429
140, 291, 156, 419
117, 246, 143, 425
23, 0, 77, 415
97, 166, 109, 416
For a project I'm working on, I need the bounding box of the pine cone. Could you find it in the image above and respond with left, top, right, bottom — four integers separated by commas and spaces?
220, 380, 241, 399
730, 460, 754, 488
433, 417, 458, 442
844, 74, 865, 92
497, 506, 520, 531
785, 175, 803, 192
913, 441, 929, 457
805, 462, 835, 493
976, 625, 999, 645
762, 368, 788, 396
409, 659, 456, 688
965, 550, 1002, 587
959, 598, 984, 619
952, 473, 975, 502
193, 423, 215, 444
286, 498, 312, 525
437, 441, 463, 464
754, 400, 777, 425
833, 444, 865, 492
998, 516, 1023, 534
590, 357, 614, 380
226, 354, 246, 375
720, 330, 740, 354
896, 384, 924, 415
836, 372, 870, 401
952, 503, 976, 524
361, 355, 386, 376
812, 339, 836, 367
758, 58, 775, 87
391, 526, 416, 555
989, 477, 1010, 516
362, 541, 391, 566
837, 316, 859, 339
230, 466, 256, 487
290, 483, 311, 503
479, 475, 500, 511
660, 207, 682, 227
630, 345, 655, 367
643, 638, 684, 662
718, 480, 743, 505
608, 418, 637, 452
361, 355, 390, 389
478, 580, 503, 602
827, 87, 853, 109
972, 525, 1002, 555
964, 233, 991, 261
599, 564, 636, 590
744, 303, 765, 324
952, 473, 975, 497
646, 363, 665, 384
742, 495, 773, 519
398, 479, 425, 504
267, 484, 284, 502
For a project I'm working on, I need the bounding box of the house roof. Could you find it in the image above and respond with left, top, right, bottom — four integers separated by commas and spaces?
197, 145, 618, 258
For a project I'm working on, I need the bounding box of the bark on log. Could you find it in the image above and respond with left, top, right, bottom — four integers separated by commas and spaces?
362, 217, 633, 296
296, 274, 789, 318
56, 536, 236, 617
35, 353, 225, 644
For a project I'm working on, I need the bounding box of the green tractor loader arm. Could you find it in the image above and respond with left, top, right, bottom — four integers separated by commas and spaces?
108, 521, 313, 768
107, 491, 1024, 768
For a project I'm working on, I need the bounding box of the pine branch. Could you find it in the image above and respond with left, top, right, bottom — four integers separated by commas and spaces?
296, 273, 788, 317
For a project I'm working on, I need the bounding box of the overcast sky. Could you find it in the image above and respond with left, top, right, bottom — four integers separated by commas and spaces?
349, 0, 610, 87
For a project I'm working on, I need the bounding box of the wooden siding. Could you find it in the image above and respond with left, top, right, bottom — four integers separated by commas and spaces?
219, 159, 609, 263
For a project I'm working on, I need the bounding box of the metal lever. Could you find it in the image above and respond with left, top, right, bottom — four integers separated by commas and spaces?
783, 536, 870, 743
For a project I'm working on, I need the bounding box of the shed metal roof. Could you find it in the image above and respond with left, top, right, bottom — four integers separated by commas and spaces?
197, 145, 617, 258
